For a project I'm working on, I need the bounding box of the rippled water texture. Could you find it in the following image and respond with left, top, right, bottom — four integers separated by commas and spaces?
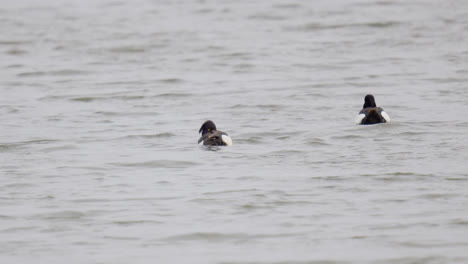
1, 0, 468, 263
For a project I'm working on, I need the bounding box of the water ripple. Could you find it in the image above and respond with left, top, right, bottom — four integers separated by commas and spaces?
111, 160, 200, 168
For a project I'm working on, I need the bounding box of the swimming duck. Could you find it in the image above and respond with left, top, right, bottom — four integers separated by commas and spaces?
198, 120, 232, 146
355, 94, 390, 125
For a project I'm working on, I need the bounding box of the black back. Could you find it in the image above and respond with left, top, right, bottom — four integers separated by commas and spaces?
198, 131, 229, 146
360, 107, 385, 125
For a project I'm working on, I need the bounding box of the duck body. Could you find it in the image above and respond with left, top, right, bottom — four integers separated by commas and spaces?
198, 120, 232, 146
355, 95, 390, 125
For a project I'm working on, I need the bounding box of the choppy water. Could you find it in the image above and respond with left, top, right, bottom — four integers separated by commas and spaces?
2, 0, 468, 263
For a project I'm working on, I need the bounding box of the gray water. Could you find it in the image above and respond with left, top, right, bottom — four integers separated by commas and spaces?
2, 0, 468, 263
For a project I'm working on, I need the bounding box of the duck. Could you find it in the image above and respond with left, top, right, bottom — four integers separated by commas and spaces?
355, 94, 390, 125
198, 120, 232, 146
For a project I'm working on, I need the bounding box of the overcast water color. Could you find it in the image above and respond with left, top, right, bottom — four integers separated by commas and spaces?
1, 0, 468, 263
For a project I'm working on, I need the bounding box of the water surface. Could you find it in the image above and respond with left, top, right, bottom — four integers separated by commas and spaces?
1, 0, 468, 263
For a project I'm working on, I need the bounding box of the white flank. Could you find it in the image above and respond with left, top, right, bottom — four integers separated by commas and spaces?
222, 135, 232, 146
198, 140, 204, 145
355, 113, 365, 124
381, 111, 391, 122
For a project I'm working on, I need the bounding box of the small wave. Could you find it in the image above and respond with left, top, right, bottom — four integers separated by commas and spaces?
0, 139, 57, 151
450, 219, 468, 226
305, 138, 329, 146
390, 172, 417, 176
70, 97, 95, 102
456, 122, 468, 127
233, 63, 255, 70
195, 8, 214, 14
354, 0, 399, 6
17, 69, 90, 77
247, 14, 287, 21
39, 145, 78, 153
330, 134, 362, 140
3, 182, 36, 188
6, 48, 27, 55
273, 3, 302, 9
112, 160, 200, 168
0, 40, 33, 45
314, 176, 349, 182
418, 193, 459, 200
278, 200, 321, 206
230, 104, 248, 109
70, 198, 110, 203
298, 21, 401, 31
263, 150, 307, 160
445, 176, 468, 181
216, 258, 335, 264
32, 211, 86, 220
234, 137, 263, 144
95, 111, 157, 117
112, 220, 162, 226
236, 131, 301, 144
103, 235, 140, 240
108, 46, 147, 53
214, 52, 252, 59
0, 215, 15, 219
0, 143, 19, 151
156, 92, 191, 98
70, 95, 145, 102
364, 21, 402, 28
240, 203, 274, 210
123, 132, 175, 139
94, 80, 146, 86
395, 241, 463, 249
17, 71, 47, 77
165, 231, 300, 243
255, 104, 285, 110
371, 172, 435, 182
202, 189, 258, 196
6, 64, 24, 69
165, 232, 250, 242
157, 78, 184, 84
1, 226, 37, 233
